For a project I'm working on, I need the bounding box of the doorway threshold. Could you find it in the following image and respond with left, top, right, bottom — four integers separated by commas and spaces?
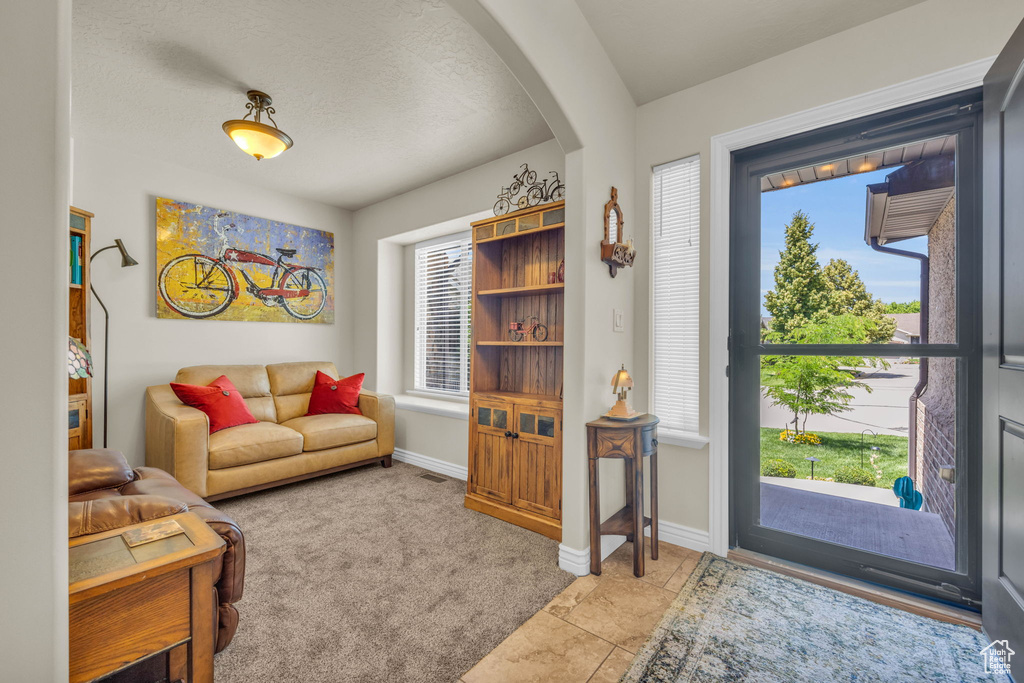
727, 547, 980, 630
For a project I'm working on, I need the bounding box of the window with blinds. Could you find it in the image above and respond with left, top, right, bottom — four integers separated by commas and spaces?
652, 155, 701, 434
414, 233, 473, 396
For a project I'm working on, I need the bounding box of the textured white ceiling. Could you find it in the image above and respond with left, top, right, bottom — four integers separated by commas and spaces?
72, 0, 553, 210
575, 0, 927, 105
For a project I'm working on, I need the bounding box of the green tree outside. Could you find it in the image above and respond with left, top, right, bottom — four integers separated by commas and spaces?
763, 211, 827, 341
821, 258, 896, 343
884, 300, 921, 313
760, 314, 882, 435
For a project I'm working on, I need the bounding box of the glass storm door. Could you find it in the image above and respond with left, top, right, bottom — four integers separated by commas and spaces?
730, 90, 982, 606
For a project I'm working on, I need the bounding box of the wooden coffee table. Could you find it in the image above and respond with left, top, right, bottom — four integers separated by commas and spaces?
69, 512, 225, 683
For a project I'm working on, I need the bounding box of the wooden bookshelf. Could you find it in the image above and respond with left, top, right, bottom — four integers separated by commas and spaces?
466, 201, 564, 541
69, 207, 93, 450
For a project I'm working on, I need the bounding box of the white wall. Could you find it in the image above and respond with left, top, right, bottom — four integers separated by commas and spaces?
352, 138, 563, 468
72, 141, 354, 467
632, 0, 1023, 534
0, 0, 70, 677
463, 0, 639, 557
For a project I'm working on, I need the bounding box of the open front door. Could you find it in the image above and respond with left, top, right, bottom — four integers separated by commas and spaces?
982, 17, 1024, 660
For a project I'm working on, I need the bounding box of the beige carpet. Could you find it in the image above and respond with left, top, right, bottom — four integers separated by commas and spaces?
213, 461, 574, 683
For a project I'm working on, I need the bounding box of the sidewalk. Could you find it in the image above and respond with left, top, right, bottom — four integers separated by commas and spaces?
760, 475, 898, 507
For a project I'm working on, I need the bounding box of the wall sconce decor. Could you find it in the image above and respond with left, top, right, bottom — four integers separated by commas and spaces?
223, 90, 294, 160
601, 187, 635, 277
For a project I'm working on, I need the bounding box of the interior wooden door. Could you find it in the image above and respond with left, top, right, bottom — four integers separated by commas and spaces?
470, 399, 513, 504
982, 17, 1024, 661
512, 405, 561, 519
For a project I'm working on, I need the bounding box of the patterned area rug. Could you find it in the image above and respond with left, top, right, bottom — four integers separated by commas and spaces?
623, 554, 1008, 682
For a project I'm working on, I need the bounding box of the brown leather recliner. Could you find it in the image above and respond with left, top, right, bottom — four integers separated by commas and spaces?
68, 448, 245, 652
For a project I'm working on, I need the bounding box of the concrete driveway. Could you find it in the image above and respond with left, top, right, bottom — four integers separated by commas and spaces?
760, 360, 919, 436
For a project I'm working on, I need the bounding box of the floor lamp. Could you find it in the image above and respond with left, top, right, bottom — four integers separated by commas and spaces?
90, 239, 138, 448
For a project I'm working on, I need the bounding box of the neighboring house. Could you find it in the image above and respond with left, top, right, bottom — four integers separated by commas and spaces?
887, 313, 921, 344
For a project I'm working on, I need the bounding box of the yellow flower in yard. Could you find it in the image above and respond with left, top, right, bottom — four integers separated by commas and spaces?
780, 430, 821, 445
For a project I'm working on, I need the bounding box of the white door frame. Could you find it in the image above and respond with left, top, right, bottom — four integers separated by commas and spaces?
706, 58, 994, 557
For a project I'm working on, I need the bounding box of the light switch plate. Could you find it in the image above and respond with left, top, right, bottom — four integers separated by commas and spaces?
613, 308, 625, 332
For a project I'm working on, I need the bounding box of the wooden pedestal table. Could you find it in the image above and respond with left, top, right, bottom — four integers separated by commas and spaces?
586, 413, 659, 577
69, 512, 225, 683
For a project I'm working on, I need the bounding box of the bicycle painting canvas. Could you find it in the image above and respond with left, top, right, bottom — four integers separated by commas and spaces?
156, 197, 334, 324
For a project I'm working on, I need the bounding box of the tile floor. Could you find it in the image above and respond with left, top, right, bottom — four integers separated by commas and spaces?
461, 540, 702, 683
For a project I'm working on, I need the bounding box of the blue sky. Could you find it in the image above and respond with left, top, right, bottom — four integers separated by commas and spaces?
760, 169, 927, 315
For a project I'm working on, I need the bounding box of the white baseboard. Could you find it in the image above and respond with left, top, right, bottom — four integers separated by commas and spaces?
558, 544, 590, 576
392, 448, 468, 481
559, 521, 712, 576
646, 520, 711, 554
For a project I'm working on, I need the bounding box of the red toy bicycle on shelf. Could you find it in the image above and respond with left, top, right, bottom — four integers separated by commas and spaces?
508, 315, 548, 342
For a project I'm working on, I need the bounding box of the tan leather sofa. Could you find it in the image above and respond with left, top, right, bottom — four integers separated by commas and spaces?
146, 361, 395, 500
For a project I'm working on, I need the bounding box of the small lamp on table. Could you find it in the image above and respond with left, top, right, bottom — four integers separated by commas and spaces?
605, 364, 640, 420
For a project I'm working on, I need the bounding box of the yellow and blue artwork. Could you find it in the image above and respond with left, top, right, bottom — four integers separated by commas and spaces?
156, 197, 334, 324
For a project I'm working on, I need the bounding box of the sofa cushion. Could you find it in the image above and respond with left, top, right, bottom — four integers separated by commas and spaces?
307, 371, 364, 416
267, 361, 338, 422
176, 364, 272, 398
69, 448, 135, 496
208, 422, 304, 469
266, 361, 338, 397
171, 375, 260, 434
281, 414, 377, 452
68, 495, 186, 538
176, 364, 277, 422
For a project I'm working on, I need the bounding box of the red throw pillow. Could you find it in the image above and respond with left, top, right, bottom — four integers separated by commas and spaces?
306, 371, 364, 416
170, 375, 259, 434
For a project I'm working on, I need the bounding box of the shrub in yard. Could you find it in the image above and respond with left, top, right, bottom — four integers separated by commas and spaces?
762, 459, 797, 478
834, 466, 876, 487
779, 429, 821, 445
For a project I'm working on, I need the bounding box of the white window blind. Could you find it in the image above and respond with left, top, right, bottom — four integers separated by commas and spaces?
652, 155, 700, 434
414, 234, 473, 396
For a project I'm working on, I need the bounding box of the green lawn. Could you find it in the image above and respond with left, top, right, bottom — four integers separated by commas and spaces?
759, 428, 909, 489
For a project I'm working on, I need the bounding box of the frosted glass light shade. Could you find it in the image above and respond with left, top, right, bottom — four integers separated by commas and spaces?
611, 365, 633, 391
222, 119, 293, 160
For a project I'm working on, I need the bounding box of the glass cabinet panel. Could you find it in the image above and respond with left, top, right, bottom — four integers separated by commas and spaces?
520, 413, 536, 434
519, 214, 541, 232
543, 208, 564, 226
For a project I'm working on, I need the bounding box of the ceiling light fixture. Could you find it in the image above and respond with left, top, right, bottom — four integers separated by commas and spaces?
222, 90, 293, 160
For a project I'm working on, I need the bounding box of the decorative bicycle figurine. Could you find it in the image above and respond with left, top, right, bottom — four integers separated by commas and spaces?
508, 163, 538, 196
509, 315, 548, 342
158, 223, 327, 320
525, 171, 565, 207
493, 165, 566, 215
494, 186, 517, 216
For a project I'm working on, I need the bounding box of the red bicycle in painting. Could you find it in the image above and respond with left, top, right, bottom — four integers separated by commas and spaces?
159, 244, 327, 320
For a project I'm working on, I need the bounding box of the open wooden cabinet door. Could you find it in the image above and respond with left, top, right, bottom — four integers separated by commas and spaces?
982, 16, 1024, 660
